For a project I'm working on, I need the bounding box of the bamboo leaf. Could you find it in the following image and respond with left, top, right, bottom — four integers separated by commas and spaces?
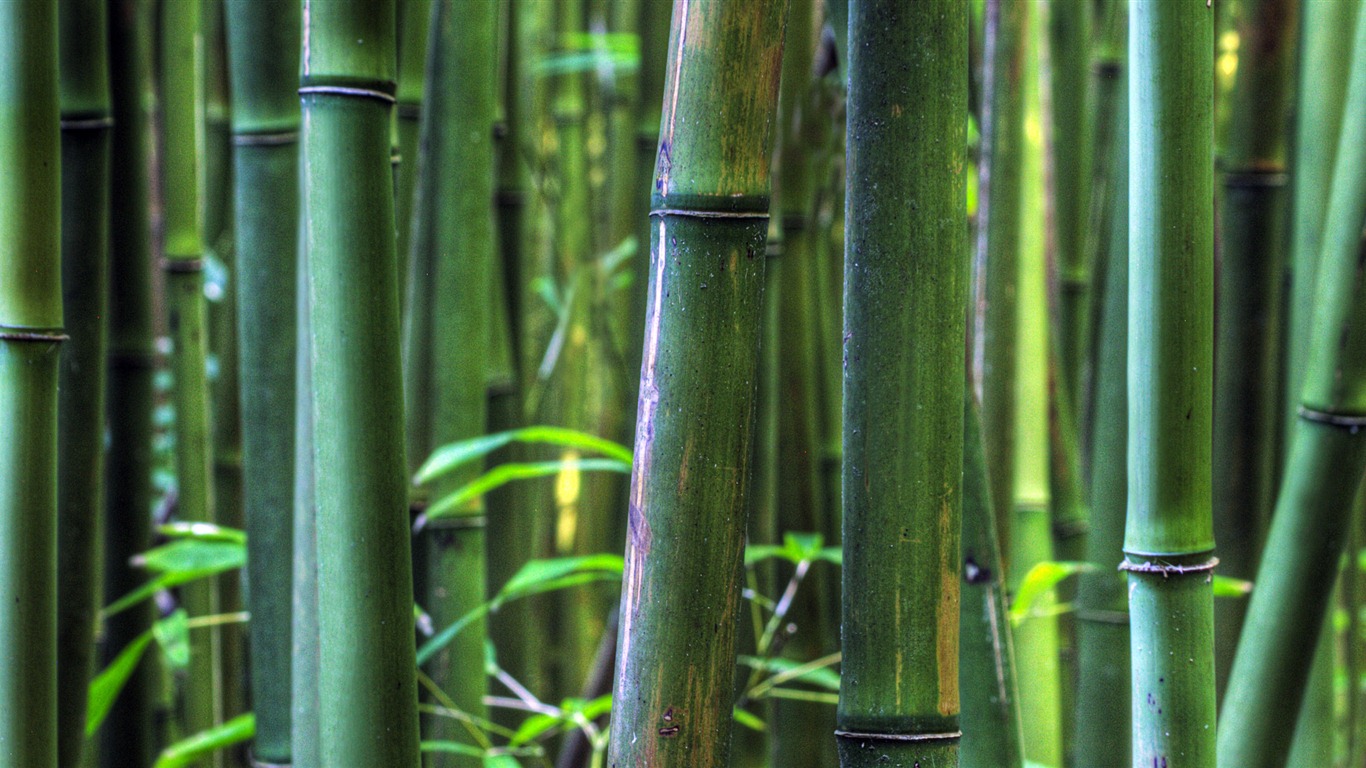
136, 539, 246, 575
509, 712, 563, 747
420, 741, 485, 756
743, 545, 786, 566
733, 707, 766, 732
86, 631, 154, 736
415, 426, 632, 486
483, 755, 522, 768
154, 609, 190, 670
1009, 561, 1096, 622
152, 713, 255, 768
422, 459, 629, 524
737, 654, 842, 692
1213, 575, 1252, 598
156, 521, 246, 545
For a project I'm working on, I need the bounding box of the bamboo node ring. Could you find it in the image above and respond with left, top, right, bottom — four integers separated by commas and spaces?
298, 85, 397, 105
0, 330, 68, 343
834, 729, 963, 744
60, 116, 114, 130
233, 131, 299, 147
1118, 556, 1218, 577
161, 257, 206, 273
650, 209, 769, 220
1298, 405, 1366, 433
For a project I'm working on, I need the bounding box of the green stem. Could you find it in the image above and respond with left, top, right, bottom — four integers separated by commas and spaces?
606, 2, 786, 764
1126, 3, 1216, 766
301, 1, 421, 763
394, 0, 429, 315
839, 3, 966, 766
55, 0, 111, 761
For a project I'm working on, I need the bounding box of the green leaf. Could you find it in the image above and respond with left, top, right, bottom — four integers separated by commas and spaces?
154, 609, 190, 670
733, 707, 766, 732
137, 539, 246, 575
1010, 561, 1096, 622
420, 741, 485, 757
534, 51, 638, 77
783, 532, 825, 562
509, 712, 564, 747
416, 426, 632, 486
156, 521, 246, 545
153, 713, 255, 768
561, 31, 640, 55
737, 655, 842, 692
817, 547, 843, 566
86, 631, 154, 736
743, 544, 786, 566
422, 459, 629, 523
1213, 575, 1253, 598
484, 755, 522, 768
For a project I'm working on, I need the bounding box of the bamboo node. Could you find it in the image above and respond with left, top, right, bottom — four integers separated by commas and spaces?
161, 257, 206, 274
1118, 556, 1218, 577
60, 115, 114, 131
834, 730, 963, 744
298, 85, 397, 105
0, 329, 68, 343
1221, 169, 1288, 189
232, 131, 298, 147
1298, 405, 1366, 433
650, 209, 769, 221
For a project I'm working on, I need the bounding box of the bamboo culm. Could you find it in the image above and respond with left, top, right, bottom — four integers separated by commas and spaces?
839, 2, 967, 767
607, 1, 787, 764
301, 1, 420, 763
0, 2, 62, 764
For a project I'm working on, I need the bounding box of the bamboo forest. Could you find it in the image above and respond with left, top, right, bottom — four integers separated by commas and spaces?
5, 0, 1366, 766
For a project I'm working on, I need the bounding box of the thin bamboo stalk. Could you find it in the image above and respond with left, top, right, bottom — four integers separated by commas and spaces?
1126, 3, 1216, 766
0, 2, 61, 764
1211, 0, 1296, 700
1072, 34, 1130, 766
101, 1, 161, 764
409, 1, 498, 762
839, 2, 966, 766
223, 1, 301, 762
159, 0, 221, 739
606, 1, 786, 763
301, 1, 420, 763
54, 0, 111, 761
1217, 3, 1366, 765
959, 396, 1025, 768
974, 0, 1027, 563
395, 0, 430, 314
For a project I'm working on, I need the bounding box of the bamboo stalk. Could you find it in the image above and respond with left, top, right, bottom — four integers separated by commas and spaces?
0, 2, 61, 764
291, 248, 319, 768
1126, 3, 1216, 766
395, 0, 430, 314
959, 396, 1025, 768
839, 2, 966, 767
408, 1, 498, 761
1211, 0, 1296, 700
101, 1, 161, 764
301, 1, 420, 763
159, 0, 222, 740
54, 0, 111, 761
606, 1, 786, 763
1217, 3, 1366, 765
1072, 31, 1130, 766
223, 1, 301, 762
974, 0, 1027, 563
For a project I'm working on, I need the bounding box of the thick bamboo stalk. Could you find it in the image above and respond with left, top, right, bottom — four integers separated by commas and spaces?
628, 0, 671, 395
959, 397, 1025, 768
291, 253, 319, 768
159, 0, 222, 740
0, 2, 62, 764
606, 1, 786, 763
101, 2, 161, 764
1073, 38, 1130, 767
973, 0, 1027, 562
1216, 3, 1366, 765
223, 1, 301, 762
301, 1, 420, 763
54, 0, 111, 761
395, 0, 429, 314
1211, 0, 1296, 700
839, 2, 966, 767
408, 1, 497, 761
1126, 4, 1216, 766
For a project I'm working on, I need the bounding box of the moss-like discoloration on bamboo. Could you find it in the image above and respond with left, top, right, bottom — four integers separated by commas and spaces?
839, 1, 967, 766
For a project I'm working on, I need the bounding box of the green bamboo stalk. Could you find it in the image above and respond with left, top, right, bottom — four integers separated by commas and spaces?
395, 0, 429, 314
223, 1, 300, 762
1126, 4, 1216, 766
839, 3, 966, 767
1211, 0, 1295, 701
301, 1, 420, 763
628, 0, 670, 396
959, 396, 1025, 768
408, 1, 497, 761
772, 2, 837, 765
1011, 53, 1063, 761
606, 1, 786, 763
1072, 33, 1130, 767
101, 2, 161, 764
54, 0, 111, 761
0, 2, 61, 765
1048, 0, 1092, 409
606, 0, 642, 371
291, 247, 319, 768
159, 0, 221, 740
1217, 4, 1366, 765
973, 0, 1027, 563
